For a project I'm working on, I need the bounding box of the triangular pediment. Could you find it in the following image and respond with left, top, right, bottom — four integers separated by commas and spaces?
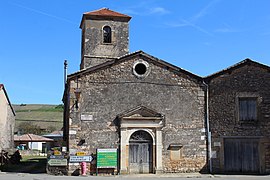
117, 105, 162, 119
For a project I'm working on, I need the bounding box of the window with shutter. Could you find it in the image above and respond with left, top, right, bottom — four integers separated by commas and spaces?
239, 98, 257, 121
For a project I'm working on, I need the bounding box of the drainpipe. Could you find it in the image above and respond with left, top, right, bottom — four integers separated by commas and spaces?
203, 80, 212, 173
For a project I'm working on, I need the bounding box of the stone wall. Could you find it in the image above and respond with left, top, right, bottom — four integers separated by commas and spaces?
68, 54, 206, 173
208, 63, 270, 173
0, 87, 15, 151
81, 19, 129, 69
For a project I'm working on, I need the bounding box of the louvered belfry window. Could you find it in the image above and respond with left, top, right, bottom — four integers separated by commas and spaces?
239, 98, 257, 121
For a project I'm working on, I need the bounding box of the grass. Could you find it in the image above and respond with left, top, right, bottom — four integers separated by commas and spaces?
13, 104, 64, 133
0, 156, 47, 174
15, 104, 64, 112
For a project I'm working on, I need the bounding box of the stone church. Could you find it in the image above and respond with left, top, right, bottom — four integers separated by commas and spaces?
63, 8, 270, 174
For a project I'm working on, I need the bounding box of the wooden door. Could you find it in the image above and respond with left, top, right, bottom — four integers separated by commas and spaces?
129, 143, 152, 173
224, 138, 260, 173
129, 131, 153, 174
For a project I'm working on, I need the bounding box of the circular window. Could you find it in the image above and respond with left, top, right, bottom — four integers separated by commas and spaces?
135, 63, 147, 75
133, 60, 150, 78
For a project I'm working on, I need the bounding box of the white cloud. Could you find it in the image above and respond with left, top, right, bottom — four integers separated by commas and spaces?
165, 18, 214, 36
191, 0, 221, 22
163, 0, 221, 36
9, 2, 76, 25
215, 23, 241, 33
122, 7, 170, 16
149, 7, 170, 15
120, 1, 170, 16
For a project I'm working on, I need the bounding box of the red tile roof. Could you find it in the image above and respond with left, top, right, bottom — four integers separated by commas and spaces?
14, 134, 54, 142
83, 8, 131, 19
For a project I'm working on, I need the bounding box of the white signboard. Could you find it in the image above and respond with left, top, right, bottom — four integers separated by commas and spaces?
214, 142, 221, 147
69, 155, 93, 162
81, 114, 93, 121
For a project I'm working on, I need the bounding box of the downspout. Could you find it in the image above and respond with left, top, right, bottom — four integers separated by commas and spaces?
203, 80, 212, 173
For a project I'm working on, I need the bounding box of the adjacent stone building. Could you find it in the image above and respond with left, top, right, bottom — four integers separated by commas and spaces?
63, 8, 270, 174
206, 60, 270, 174
0, 84, 15, 151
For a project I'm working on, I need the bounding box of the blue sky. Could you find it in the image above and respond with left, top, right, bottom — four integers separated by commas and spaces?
1, 0, 270, 105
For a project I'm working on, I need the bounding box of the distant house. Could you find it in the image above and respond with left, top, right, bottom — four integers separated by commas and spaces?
14, 133, 53, 152
0, 84, 15, 151
43, 130, 64, 148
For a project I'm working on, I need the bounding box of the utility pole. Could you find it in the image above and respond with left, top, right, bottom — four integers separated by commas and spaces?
64, 60, 68, 86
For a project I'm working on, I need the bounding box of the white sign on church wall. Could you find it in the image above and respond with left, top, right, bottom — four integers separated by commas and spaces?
81, 113, 93, 121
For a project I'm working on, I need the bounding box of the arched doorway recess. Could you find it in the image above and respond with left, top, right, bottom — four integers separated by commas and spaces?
129, 130, 153, 173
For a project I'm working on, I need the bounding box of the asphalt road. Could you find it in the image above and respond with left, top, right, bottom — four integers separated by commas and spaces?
1, 173, 270, 180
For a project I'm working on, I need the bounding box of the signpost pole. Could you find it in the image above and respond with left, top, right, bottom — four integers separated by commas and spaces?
96, 149, 98, 176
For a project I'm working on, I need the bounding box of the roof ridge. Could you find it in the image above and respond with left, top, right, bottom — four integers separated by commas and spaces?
83, 8, 131, 18
67, 50, 202, 81
204, 58, 270, 79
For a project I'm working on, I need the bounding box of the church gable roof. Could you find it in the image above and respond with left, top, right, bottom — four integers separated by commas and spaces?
68, 50, 202, 82
204, 58, 270, 81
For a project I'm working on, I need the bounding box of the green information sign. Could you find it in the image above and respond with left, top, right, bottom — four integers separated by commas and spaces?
97, 148, 117, 168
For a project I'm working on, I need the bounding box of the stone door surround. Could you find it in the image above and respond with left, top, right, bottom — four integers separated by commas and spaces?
117, 106, 164, 174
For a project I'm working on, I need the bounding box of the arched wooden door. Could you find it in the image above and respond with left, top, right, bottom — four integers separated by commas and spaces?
129, 130, 153, 174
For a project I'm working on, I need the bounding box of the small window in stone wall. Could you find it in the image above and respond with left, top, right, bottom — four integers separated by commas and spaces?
168, 144, 183, 161
239, 97, 257, 121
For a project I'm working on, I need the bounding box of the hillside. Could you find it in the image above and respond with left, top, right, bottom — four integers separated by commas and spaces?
13, 104, 63, 134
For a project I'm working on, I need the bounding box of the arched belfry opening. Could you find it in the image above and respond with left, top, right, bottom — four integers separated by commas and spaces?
117, 106, 164, 174
129, 130, 153, 173
103, 26, 112, 43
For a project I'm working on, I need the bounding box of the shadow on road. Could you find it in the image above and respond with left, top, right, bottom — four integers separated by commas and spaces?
0, 157, 47, 174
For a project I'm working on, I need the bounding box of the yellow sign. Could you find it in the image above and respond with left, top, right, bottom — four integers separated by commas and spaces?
76, 152, 86, 156
54, 150, 61, 156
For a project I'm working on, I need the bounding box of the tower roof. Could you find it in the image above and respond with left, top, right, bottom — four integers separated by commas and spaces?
80, 8, 131, 28
84, 8, 131, 19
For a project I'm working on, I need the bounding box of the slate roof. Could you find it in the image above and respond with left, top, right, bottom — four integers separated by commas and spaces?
43, 131, 63, 138
204, 58, 270, 81
68, 50, 202, 82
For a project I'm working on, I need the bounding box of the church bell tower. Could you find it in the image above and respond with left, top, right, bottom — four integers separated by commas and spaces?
79, 8, 131, 69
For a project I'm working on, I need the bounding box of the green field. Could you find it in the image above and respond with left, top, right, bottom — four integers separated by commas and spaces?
13, 104, 63, 134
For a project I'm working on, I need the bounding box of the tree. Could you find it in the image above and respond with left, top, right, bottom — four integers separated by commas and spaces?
47, 125, 57, 133
17, 122, 42, 135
